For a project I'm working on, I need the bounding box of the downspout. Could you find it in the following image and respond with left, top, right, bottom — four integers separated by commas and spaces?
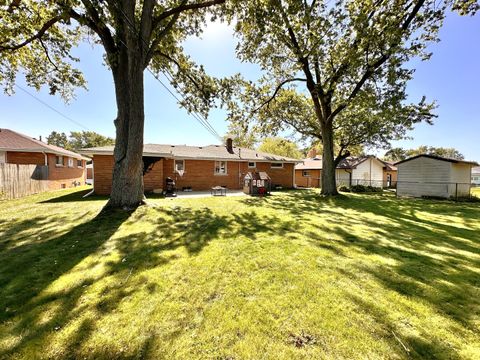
83, 158, 95, 198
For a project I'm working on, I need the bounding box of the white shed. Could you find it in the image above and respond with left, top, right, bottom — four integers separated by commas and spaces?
395, 155, 477, 198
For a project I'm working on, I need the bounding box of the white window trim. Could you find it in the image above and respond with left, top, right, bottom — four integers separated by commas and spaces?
214, 160, 228, 175
303, 170, 310, 177
77, 159, 83, 168
271, 162, 284, 169
174, 159, 185, 173
68, 158, 74, 168
248, 161, 256, 168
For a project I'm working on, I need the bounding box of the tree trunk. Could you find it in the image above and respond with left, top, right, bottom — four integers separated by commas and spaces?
106, 47, 146, 209
320, 120, 338, 196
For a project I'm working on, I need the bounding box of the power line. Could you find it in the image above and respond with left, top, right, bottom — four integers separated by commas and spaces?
15, 84, 91, 131
108, 2, 223, 141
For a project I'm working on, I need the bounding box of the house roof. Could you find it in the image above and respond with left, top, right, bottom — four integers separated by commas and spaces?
394, 154, 478, 166
81, 144, 301, 163
295, 155, 394, 170
0, 128, 89, 160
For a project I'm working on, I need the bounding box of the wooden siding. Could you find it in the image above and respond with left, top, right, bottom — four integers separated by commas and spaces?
295, 169, 321, 188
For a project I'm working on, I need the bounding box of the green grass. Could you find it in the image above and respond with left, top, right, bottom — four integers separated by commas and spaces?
472, 187, 480, 197
1, 187, 479, 359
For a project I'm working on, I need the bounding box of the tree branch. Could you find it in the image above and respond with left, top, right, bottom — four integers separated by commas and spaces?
252, 78, 307, 113
328, 0, 426, 122
152, 0, 225, 28
39, 38, 59, 71
0, 16, 62, 51
145, 12, 181, 66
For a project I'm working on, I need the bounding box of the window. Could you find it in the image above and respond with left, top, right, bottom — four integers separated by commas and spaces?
174, 159, 185, 172
77, 159, 83, 168
55, 156, 64, 166
248, 162, 256, 168
214, 161, 227, 175
271, 162, 283, 169
303, 170, 310, 177
68, 158, 74, 167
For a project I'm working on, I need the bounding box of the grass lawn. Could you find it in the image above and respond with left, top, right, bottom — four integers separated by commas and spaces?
472, 187, 480, 197
1, 187, 479, 359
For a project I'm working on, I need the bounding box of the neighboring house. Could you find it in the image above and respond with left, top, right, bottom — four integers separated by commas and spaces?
86, 163, 93, 185
81, 139, 300, 195
472, 166, 480, 185
295, 155, 395, 188
0, 128, 89, 190
395, 154, 478, 198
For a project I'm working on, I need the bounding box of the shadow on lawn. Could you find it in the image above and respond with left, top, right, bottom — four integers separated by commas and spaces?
0, 190, 299, 359
260, 191, 480, 358
2, 189, 479, 358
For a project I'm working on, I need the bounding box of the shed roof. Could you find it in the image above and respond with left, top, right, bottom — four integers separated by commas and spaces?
394, 154, 478, 166
0, 128, 89, 160
81, 144, 301, 163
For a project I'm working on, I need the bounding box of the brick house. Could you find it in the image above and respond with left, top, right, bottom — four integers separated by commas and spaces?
0, 128, 89, 190
295, 155, 397, 188
81, 139, 300, 195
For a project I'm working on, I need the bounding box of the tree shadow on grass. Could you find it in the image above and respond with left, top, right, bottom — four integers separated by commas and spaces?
240, 191, 479, 355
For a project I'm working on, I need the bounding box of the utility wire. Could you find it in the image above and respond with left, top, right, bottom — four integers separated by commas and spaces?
15, 84, 91, 131
109, 2, 223, 141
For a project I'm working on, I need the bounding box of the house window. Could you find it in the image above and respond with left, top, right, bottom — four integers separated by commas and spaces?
303, 170, 310, 177
271, 162, 283, 169
214, 161, 227, 175
55, 156, 64, 166
68, 158, 74, 167
248, 162, 256, 168
174, 159, 185, 172
77, 159, 83, 168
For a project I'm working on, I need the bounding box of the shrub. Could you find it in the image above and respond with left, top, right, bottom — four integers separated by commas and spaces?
338, 186, 350, 192
350, 185, 367, 193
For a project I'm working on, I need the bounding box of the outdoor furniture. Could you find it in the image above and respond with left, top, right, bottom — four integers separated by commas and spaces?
211, 186, 227, 196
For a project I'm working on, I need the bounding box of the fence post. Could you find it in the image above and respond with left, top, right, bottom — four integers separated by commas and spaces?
455, 183, 458, 201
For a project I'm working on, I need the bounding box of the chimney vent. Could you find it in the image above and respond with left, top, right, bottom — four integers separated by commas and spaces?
226, 138, 234, 154
39, 135, 42, 142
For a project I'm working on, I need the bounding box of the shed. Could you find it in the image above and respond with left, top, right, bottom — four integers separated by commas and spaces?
243, 172, 271, 196
395, 154, 478, 198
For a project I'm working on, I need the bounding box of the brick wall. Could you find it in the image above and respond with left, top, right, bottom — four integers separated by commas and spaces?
93, 155, 295, 195
92, 155, 114, 195
6, 151, 45, 165
295, 169, 321, 188
7, 151, 86, 190
46, 154, 86, 190
383, 170, 398, 184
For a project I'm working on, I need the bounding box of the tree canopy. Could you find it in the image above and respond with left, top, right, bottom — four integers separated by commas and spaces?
226, 0, 460, 194
384, 146, 465, 162
47, 130, 114, 151
258, 137, 302, 159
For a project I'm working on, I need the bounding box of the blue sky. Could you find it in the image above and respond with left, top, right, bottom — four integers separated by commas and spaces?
0, 11, 478, 160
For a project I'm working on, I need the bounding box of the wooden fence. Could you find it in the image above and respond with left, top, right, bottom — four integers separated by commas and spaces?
0, 164, 49, 200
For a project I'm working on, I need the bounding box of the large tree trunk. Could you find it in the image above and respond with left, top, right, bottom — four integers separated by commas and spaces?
106, 46, 146, 208
320, 120, 338, 196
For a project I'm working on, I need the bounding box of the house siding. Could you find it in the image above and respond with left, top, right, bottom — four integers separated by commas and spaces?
351, 158, 384, 185
397, 157, 454, 198
92, 155, 295, 195
449, 163, 472, 197
295, 169, 321, 188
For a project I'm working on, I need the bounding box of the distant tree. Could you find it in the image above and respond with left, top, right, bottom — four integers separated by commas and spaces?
384, 146, 465, 161
406, 146, 465, 160
46, 131, 69, 149
258, 137, 302, 159
224, 122, 257, 149
69, 131, 114, 150
384, 147, 408, 162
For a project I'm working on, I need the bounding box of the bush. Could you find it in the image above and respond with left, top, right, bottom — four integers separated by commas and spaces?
338, 186, 351, 192
350, 185, 367, 193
